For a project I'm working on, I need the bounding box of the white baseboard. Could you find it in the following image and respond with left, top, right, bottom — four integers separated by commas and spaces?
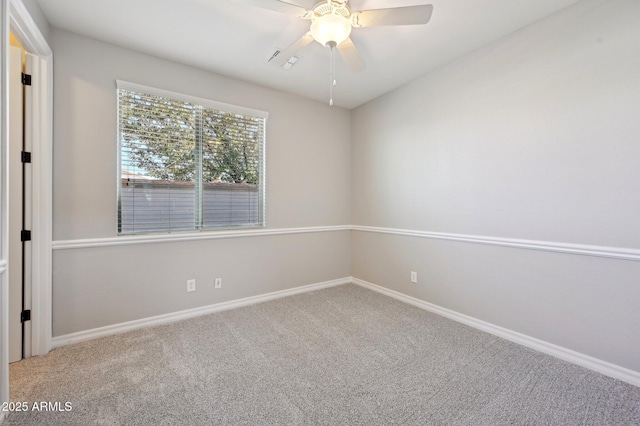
352, 277, 640, 388
52, 277, 351, 349
51, 276, 640, 388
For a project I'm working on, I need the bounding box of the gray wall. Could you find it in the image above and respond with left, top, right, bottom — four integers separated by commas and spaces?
51, 29, 351, 336
50, 0, 640, 377
54, 231, 350, 335
351, 0, 640, 371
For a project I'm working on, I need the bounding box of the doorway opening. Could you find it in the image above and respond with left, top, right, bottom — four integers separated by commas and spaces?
8, 31, 33, 363
1, 2, 54, 411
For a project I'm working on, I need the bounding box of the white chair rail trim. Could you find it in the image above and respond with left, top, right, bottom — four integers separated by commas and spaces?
352, 225, 640, 262
52, 225, 352, 250
51, 224, 639, 262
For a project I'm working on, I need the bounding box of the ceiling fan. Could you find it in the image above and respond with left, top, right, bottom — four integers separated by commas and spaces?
232, 0, 434, 104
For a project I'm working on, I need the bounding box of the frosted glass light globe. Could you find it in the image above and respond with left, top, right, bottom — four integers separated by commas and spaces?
310, 13, 352, 47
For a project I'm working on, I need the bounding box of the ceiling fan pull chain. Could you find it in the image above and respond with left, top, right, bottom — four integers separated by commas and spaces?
329, 44, 336, 106
332, 47, 337, 88
331, 45, 337, 88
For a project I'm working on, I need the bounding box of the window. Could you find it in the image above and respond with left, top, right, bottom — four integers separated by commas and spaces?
117, 81, 266, 234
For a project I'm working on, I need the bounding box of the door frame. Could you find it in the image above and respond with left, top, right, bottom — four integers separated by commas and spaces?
1, 0, 53, 413
9, 0, 53, 359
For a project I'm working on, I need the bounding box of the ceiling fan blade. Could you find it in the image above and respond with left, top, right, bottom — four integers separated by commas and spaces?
337, 37, 365, 72
230, 0, 308, 17
351, 4, 433, 27
271, 32, 315, 66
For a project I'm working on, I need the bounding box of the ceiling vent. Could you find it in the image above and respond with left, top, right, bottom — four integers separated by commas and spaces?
267, 48, 282, 63
268, 49, 299, 69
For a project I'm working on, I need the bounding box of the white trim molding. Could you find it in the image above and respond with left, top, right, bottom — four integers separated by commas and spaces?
1, 0, 10, 413
52, 277, 351, 348
352, 277, 640, 387
8, 0, 51, 55
8, 0, 54, 358
52, 225, 351, 250
352, 225, 640, 262
54, 225, 640, 262
52, 276, 640, 388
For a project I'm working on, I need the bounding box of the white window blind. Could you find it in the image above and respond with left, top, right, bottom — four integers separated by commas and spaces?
117, 81, 266, 234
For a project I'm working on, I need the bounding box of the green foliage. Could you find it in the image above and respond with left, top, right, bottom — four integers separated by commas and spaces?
120, 90, 261, 184
202, 110, 261, 184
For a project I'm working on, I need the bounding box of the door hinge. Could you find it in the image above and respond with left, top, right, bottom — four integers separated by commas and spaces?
21, 310, 31, 323
21, 230, 31, 242
21, 151, 32, 163
21, 72, 32, 86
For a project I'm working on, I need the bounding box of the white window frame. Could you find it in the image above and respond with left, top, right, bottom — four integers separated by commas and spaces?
116, 80, 267, 235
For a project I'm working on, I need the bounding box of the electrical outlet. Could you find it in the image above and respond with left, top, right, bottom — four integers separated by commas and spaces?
187, 279, 196, 292
410, 271, 418, 283
214, 278, 222, 289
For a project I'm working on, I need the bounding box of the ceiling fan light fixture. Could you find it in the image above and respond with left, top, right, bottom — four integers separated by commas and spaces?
310, 13, 352, 47
234, 0, 434, 106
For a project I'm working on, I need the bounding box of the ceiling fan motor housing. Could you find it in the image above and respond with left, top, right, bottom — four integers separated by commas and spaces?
313, 0, 350, 18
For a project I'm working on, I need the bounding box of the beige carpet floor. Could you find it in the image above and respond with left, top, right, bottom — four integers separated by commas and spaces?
6, 284, 640, 425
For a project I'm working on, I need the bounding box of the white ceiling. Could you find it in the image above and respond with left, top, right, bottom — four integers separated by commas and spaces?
36, 0, 580, 109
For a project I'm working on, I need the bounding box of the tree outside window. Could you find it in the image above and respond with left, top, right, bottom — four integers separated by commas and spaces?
117, 83, 265, 234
